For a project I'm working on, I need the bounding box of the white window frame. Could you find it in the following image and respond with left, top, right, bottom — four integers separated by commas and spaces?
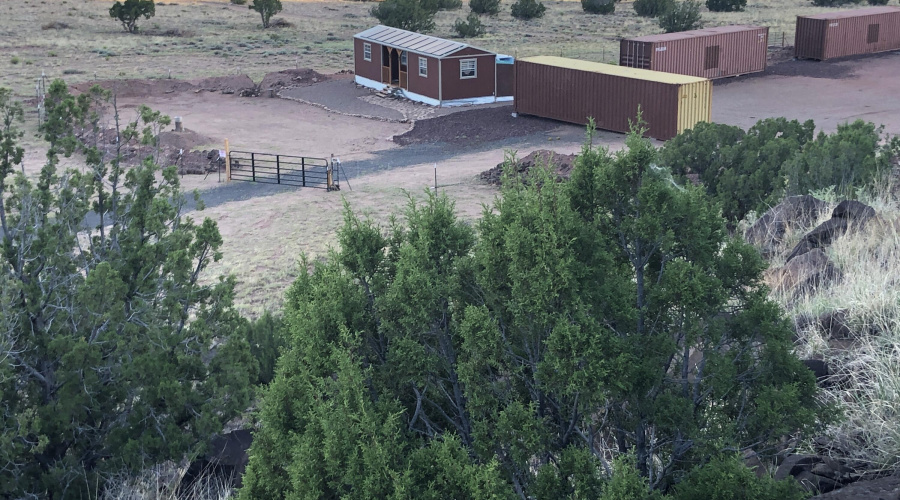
460, 59, 477, 79
363, 43, 372, 62
418, 56, 428, 77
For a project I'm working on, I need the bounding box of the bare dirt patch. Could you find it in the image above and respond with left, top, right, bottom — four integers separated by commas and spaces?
393, 106, 560, 147
713, 52, 900, 135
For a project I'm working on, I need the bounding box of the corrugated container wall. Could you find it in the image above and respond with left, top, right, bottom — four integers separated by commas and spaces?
514, 56, 712, 141
795, 7, 900, 60
620, 25, 768, 79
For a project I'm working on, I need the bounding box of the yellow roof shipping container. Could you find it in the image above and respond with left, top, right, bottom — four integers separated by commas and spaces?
514, 56, 712, 140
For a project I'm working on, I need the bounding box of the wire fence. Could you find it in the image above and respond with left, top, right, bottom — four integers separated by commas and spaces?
768, 30, 795, 49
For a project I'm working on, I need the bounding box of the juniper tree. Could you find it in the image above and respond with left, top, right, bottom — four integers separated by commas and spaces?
0, 82, 254, 498
241, 124, 823, 498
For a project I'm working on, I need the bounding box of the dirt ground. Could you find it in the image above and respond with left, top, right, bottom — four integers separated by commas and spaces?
713, 51, 900, 135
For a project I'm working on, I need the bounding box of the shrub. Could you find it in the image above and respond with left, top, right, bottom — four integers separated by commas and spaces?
812, 0, 862, 6
231, 0, 247, 4
867, 0, 889, 4
784, 120, 890, 197
10, 56, 20, 65
582, 0, 616, 14
470, 0, 501, 14
241, 311, 286, 386
249, 0, 283, 28
659, 0, 702, 33
706, 0, 745, 12
633, 0, 673, 17
511, 0, 546, 19
454, 12, 486, 37
672, 454, 808, 500
108, 0, 155, 33
371, 0, 437, 32
438, 0, 464, 9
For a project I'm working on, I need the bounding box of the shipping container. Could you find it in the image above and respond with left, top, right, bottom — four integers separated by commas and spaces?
795, 6, 900, 60
620, 25, 768, 79
514, 56, 712, 141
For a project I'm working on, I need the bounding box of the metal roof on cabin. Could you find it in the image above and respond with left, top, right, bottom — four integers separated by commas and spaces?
355, 25, 474, 58
624, 25, 767, 43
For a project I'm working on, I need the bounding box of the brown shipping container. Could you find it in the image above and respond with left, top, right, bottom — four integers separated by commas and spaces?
795, 6, 900, 60
620, 25, 768, 79
514, 56, 711, 141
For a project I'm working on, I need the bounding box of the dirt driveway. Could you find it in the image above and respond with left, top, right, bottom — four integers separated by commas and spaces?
713, 52, 900, 135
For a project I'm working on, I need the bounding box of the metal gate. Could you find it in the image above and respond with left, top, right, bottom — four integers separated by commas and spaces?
228, 151, 335, 189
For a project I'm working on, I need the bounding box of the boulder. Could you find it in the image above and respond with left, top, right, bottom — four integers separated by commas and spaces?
786, 201, 876, 262
775, 248, 840, 294
819, 310, 854, 340
812, 473, 900, 499
802, 358, 830, 384
745, 195, 828, 257
180, 429, 253, 493
777, 454, 861, 496
832, 200, 877, 222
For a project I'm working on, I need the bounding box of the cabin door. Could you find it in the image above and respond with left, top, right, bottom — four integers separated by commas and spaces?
381, 48, 408, 89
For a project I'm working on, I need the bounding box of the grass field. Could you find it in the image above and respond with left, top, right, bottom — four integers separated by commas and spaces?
1, 0, 842, 97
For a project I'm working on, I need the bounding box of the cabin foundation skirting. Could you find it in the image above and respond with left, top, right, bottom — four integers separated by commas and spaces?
355, 76, 512, 107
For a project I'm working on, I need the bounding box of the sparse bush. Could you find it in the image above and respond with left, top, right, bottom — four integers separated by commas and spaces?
371, 0, 437, 32
658, 0, 702, 33
633, 0, 673, 17
108, 0, 155, 33
249, 0, 283, 28
454, 12, 486, 37
582, 0, 616, 14
270, 17, 294, 27
866, 0, 889, 4
10, 56, 20, 65
470, 0, 501, 14
41, 20, 71, 30
438, 0, 464, 9
706, 0, 745, 12
811, 0, 861, 6
231, 0, 247, 4
511, 0, 546, 19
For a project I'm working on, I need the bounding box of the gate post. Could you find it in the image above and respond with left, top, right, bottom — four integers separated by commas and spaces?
251, 152, 256, 182
224, 139, 231, 182
301, 157, 306, 187
276, 155, 281, 185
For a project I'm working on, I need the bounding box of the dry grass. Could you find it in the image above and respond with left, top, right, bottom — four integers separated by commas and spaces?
762, 188, 900, 470
102, 464, 233, 500
0, 0, 836, 97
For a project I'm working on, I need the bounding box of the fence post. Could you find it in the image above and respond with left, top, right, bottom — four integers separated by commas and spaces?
224, 139, 231, 181
276, 155, 281, 185
301, 157, 306, 187
251, 152, 256, 182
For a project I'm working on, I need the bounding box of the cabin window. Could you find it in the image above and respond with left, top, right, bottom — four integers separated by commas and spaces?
363, 43, 371, 62
401, 51, 407, 69
460, 59, 477, 79
419, 56, 428, 77
868, 24, 880, 44
704, 45, 720, 70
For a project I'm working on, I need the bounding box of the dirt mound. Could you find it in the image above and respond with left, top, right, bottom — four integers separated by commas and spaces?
394, 106, 557, 147
195, 75, 256, 94
480, 149, 577, 186
159, 129, 215, 152
71, 79, 196, 99
259, 69, 329, 91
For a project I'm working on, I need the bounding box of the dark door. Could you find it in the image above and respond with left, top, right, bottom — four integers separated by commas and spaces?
390, 49, 400, 85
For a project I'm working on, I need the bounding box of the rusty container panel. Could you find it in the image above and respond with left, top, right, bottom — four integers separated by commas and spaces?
795, 7, 900, 60
620, 25, 768, 79
514, 56, 711, 141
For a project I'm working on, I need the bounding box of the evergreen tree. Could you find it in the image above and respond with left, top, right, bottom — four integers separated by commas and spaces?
0, 82, 254, 498
241, 124, 824, 498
